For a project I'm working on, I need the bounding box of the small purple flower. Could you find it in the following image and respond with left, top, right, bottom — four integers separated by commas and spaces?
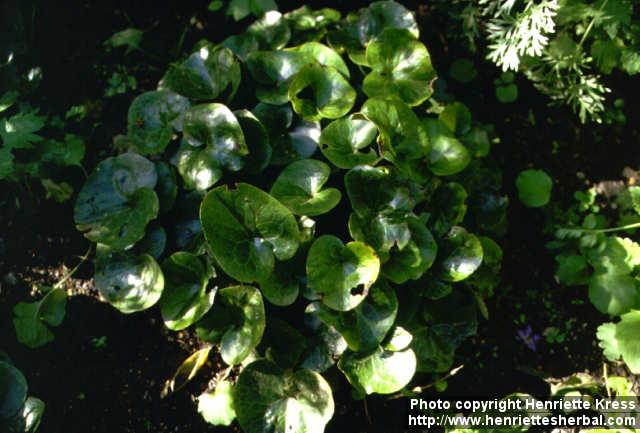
517, 325, 541, 351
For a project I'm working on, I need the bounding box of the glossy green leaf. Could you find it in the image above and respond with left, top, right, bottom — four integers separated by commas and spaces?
270, 159, 341, 216
175, 106, 248, 190
247, 50, 307, 105
74, 153, 159, 250
247, 11, 291, 50
13, 288, 66, 349
200, 183, 300, 282
0, 362, 27, 420
262, 318, 307, 369
425, 118, 470, 176
127, 91, 190, 154
270, 120, 320, 165
311, 282, 398, 352
516, 169, 553, 208
235, 109, 271, 174
361, 98, 429, 165
290, 42, 350, 77
258, 256, 302, 306
160, 252, 215, 331
319, 115, 378, 169
439, 102, 472, 136
306, 235, 380, 311
94, 245, 164, 314
383, 216, 437, 284
234, 360, 334, 433
345, 165, 415, 219
197, 381, 237, 426
383, 326, 413, 351
198, 285, 265, 365
136, 224, 167, 259
438, 226, 483, 282
288, 64, 356, 121
363, 29, 435, 106
338, 346, 416, 395
162, 45, 240, 101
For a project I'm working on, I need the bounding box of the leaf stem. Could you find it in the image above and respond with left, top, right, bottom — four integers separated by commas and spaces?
557, 221, 640, 235
53, 245, 93, 290
577, 0, 609, 50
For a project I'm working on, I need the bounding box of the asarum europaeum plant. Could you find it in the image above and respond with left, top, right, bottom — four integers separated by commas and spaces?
73, 2, 507, 431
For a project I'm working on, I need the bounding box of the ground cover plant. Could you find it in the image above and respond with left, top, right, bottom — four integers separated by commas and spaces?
67, 2, 507, 430
2, 0, 640, 432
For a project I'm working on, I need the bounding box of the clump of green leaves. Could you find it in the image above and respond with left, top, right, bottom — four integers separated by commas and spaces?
551, 179, 640, 371
0, 354, 45, 433
73, 2, 506, 432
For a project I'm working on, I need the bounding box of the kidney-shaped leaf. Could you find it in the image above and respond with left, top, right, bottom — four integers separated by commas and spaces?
74, 153, 159, 250
614, 311, 640, 374
425, 119, 470, 176
201, 183, 300, 282
182, 103, 248, 172
127, 91, 190, 155
196, 285, 266, 365
234, 359, 334, 433
162, 45, 241, 101
338, 346, 416, 395
160, 252, 216, 331
306, 235, 380, 311
363, 29, 435, 106
288, 64, 356, 121
438, 226, 483, 282
94, 245, 164, 314
319, 115, 378, 169
0, 361, 27, 420
589, 272, 640, 316
13, 287, 67, 348
270, 159, 341, 216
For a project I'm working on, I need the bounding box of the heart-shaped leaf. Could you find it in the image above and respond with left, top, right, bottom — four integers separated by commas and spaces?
319, 115, 379, 169
270, 159, 341, 216
338, 346, 416, 395
289, 64, 356, 121
177, 103, 248, 189
589, 272, 640, 316
74, 153, 159, 250
160, 252, 216, 331
234, 359, 334, 433
306, 235, 380, 311
155, 161, 178, 213
363, 29, 435, 106
13, 287, 67, 348
196, 285, 266, 365
200, 183, 300, 282
425, 119, 471, 176
247, 50, 307, 105
161, 45, 241, 101
0, 362, 27, 420
94, 245, 165, 313
126, 91, 190, 155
